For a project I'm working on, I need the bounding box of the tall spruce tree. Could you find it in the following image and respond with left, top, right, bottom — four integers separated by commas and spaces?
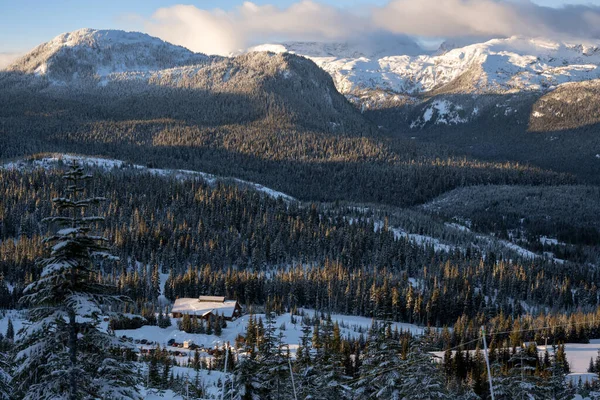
546, 346, 573, 400
228, 354, 263, 400
355, 321, 406, 399
397, 342, 450, 400
5, 320, 13, 342
0, 350, 11, 400
13, 161, 140, 400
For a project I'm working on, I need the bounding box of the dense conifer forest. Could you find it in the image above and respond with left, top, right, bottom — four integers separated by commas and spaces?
1, 29, 600, 399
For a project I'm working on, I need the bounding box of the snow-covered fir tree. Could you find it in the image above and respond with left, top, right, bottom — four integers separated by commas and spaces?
545, 345, 574, 400
397, 341, 450, 400
491, 344, 545, 400
0, 348, 11, 400
12, 161, 141, 400
255, 311, 294, 399
354, 321, 407, 399
5, 320, 13, 342
227, 353, 264, 400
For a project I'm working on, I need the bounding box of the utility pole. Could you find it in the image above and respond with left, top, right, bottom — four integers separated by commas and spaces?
288, 355, 298, 400
185, 372, 189, 400
481, 326, 495, 400
231, 371, 234, 400
279, 343, 298, 400
221, 343, 229, 400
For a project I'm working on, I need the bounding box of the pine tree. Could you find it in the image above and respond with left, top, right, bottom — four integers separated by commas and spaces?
492, 345, 544, 400
555, 344, 570, 374
546, 345, 573, 400
296, 322, 312, 371
12, 161, 141, 400
398, 342, 450, 400
162, 354, 171, 389
296, 322, 317, 398
355, 321, 406, 399
215, 313, 223, 336
151, 263, 161, 301
0, 349, 11, 400
255, 312, 291, 399
5, 319, 13, 342
227, 355, 264, 400
148, 349, 161, 388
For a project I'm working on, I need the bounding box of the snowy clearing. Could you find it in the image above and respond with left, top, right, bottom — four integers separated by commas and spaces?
116, 310, 425, 360
1, 154, 296, 202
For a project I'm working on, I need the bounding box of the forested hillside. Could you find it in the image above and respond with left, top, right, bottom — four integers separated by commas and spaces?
0, 164, 597, 327
0, 84, 573, 207
1, 161, 598, 398
1, 28, 600, 399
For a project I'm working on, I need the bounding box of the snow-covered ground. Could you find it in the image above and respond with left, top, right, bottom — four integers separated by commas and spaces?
1, 154, 295, 202
115, 310, 424, 359
6, 309, 600, 397
432, 340, 600, 387
441, 221, 567, 264
138, 365, 227, 399
410, 99, 469, 129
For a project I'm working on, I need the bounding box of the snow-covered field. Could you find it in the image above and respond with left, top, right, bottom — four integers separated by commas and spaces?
3, 308, 422, 398
1, 154, 295, 202
115, 310, 424, 359
432, 340, 600, 386
5, 308, 600, 398
9, 306, 600, 378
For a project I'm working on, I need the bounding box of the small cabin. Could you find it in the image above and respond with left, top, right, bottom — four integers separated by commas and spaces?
171, 296, 242, 320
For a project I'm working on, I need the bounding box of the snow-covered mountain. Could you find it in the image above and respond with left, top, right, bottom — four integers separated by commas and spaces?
5, 28, 208, 81
249, 37, 600, 129
248, 34, 424, 59
5, 29, 600, 134
249, 36, 600, 108
0, 28, 371, 136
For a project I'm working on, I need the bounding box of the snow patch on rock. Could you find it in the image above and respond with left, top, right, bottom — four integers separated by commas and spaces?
410, 100, 468, 129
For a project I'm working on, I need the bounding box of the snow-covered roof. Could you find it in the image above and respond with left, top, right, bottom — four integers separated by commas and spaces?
172, 298, 238, 318
199, 296, 225, 302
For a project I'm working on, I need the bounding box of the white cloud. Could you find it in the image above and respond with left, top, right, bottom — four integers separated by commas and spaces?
145, 1, 368, 55
140, 0, 600, 56
373, 0, 543, 38
0, 53, 22, 69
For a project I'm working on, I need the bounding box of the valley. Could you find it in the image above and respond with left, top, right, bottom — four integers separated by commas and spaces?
0, 24, 599, 400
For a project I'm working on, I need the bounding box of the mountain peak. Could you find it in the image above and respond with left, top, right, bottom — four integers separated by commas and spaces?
5, 28, 207, 80
43, 28, 165, 48
247, 35, 424, 59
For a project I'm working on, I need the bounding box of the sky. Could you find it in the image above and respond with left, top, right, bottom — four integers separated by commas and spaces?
1, 0, 600, 64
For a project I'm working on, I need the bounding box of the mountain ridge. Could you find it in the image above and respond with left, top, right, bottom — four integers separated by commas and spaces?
253, 36, 600, 99
6, 28, 210, 82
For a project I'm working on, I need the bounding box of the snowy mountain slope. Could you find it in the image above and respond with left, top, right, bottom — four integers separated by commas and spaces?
1, 154, 296, 201
253, 37, 600, 98
5, 28, 208, 81
6, 29, 599, 133
1, 29, 370, 134
248, 34, 424, 59
529, 78, 600, 131
248, 37, 600, 131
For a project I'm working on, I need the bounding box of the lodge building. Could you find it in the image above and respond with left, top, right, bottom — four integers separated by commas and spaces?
171, 295, 242, 320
